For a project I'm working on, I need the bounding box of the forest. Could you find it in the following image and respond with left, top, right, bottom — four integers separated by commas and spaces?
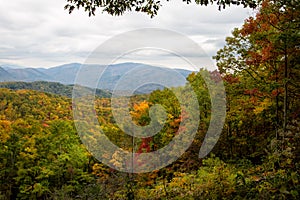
0, 81, 111, 99
0, 1, 299, 199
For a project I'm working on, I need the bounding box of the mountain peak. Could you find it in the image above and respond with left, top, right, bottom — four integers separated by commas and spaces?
0, 67, 15, 81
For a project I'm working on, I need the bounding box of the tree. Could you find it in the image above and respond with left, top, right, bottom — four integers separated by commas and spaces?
215, 0, 300, 128
213, 0, 300, 160
65, 0, 259, 17
240, 0, 300, 132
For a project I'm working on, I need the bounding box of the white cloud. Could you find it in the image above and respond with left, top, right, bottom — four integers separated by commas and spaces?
0, 0, 253, 69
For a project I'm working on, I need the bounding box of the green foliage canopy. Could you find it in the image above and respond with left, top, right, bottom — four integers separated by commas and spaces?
65, 0, 258, 17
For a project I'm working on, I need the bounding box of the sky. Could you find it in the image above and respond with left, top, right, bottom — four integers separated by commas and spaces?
0, 0, 255, 69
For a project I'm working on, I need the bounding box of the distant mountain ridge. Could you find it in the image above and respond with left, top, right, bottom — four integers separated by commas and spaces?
0, 62, 193, 93
0, 64, 27, 70
0, 67, 15, 81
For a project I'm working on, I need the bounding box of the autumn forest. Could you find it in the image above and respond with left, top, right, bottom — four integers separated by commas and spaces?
0, 1, 299, 199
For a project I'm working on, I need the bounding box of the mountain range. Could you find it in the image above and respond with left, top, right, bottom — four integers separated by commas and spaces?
0, 63, 193, 93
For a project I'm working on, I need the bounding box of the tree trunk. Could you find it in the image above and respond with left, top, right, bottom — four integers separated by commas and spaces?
283, 40, 288, 132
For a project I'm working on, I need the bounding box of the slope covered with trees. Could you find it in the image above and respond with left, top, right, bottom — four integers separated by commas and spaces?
0, 0, 299, 199
0, 81, 111, 98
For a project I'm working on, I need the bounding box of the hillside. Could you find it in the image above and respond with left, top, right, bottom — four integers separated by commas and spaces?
0, 81, 111, 98
0, 65, 299, 199
1, 1, 299, 199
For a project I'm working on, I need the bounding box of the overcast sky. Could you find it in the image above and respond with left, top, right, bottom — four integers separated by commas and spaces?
0, 0, 254, 69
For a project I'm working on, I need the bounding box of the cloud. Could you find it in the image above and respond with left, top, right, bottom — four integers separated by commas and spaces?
0, 0, 253, 69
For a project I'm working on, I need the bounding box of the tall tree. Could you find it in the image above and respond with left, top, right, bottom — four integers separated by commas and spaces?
240, 0, 300, 131
215, 0, 300, 132
213, 0, 300, 161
